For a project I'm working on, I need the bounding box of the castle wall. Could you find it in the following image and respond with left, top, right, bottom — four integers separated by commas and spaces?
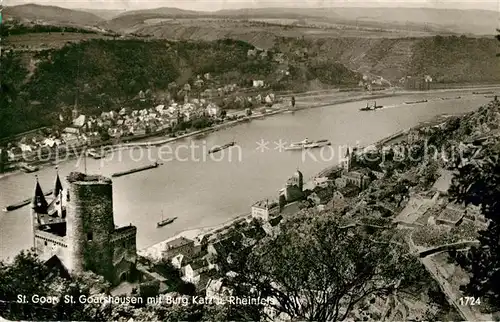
111, 226, 138, 285
65, 175, 115, 281
34, 230, 69, 262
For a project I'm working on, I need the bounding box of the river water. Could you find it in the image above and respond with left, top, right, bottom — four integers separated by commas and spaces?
0, 90, 494, 260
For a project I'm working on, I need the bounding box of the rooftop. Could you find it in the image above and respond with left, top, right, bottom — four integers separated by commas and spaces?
252, 199, 278, 209
165, 237, 194, 250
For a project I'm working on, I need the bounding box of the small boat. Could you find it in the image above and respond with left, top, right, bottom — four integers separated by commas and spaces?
304, 139, 331, 149
289, 138, 312, 148
86, 148, 105, 159
208, 141, 236, 154
404, 99, 428, 104
20, 163, 39, 173
157, 211, 177, 227
359, 103, 373, 111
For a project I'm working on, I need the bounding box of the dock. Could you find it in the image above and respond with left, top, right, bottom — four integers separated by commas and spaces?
111, 162, 161, 178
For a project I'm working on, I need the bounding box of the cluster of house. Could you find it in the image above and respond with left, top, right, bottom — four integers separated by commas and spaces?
138, 215, 281, 294
4, 99, 225, 160
358, 75, 391, 90
399, 75, 434, 90
251, 149, 376, 225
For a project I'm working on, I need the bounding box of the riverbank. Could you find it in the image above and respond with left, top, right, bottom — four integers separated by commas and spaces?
2, 85, 498, 182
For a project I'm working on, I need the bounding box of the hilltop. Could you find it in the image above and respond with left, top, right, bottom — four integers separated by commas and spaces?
4, 4, 498, 37
3, 4, 104, 27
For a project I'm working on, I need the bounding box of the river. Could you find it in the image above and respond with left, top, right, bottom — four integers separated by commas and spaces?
0, 90, 495, 260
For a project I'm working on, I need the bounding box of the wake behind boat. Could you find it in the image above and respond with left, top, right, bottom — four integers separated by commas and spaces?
208, 141, 236, 154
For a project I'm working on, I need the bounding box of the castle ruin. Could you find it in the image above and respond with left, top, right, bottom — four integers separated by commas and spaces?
31, 171, 137, 285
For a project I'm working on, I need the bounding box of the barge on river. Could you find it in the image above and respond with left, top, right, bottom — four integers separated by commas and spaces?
3, 190, 53, 212
111, 162, 161, 178
208, 142, 236, 154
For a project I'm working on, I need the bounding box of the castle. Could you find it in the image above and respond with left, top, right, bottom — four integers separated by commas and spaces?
279, 169, 304, 203
31, 171, 137, 285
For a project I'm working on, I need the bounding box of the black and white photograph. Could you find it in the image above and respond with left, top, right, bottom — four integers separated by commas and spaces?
0, 0, 499, 320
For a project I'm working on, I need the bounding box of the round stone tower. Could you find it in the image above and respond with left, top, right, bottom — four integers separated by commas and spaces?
65, 172, 114, 280
294, 168, 303, 191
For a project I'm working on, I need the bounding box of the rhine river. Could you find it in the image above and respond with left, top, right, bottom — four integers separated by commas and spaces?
0, 90, 496, 260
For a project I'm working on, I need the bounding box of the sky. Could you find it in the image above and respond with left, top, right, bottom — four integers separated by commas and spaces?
4, 0, 500, 12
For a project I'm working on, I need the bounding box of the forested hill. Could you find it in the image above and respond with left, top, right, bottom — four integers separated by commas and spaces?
0, 38, 359, 139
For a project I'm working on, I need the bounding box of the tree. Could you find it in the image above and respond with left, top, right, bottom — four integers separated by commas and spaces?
496, 29, 500, 57
448, 146, 500, 311
0, 251, 109, 321
216, 214, 427, 321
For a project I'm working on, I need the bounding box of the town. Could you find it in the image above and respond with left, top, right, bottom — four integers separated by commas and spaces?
3, 98, 497, 321
1, 2, 500, 321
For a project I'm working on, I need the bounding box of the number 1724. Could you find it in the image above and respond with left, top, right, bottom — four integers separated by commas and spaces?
459, 297, 481, 306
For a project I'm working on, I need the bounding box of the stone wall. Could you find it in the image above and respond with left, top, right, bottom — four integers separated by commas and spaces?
111, 226, 138, 285
34, 230, 69, 261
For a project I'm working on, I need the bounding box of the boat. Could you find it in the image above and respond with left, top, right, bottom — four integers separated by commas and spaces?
3, 190, 53, 212
20, 163, 39, 173
404, 99, 428, 104
157, 212, 177, 227
86, 148, 105, 159
208, 141, 236, 154
373, 101, 384, 109
304, 139, 332, 149
289, 138, 312, 147
360, 101, 383, 111
359, 103, 373, 111
285, 138, 312, 150
111, 161, 161, 178
473, 91, 493, 95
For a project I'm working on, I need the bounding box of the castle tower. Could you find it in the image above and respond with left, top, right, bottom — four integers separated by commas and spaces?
31, 176, 48, 248
65, 172, 115, 280
294, 168, 303, 191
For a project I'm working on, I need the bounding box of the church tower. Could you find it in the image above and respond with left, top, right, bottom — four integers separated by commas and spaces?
342, 147, 351, 172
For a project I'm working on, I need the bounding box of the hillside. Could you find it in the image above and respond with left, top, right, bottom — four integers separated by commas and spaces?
102, 7, 497, 38
275, 36, 500, 82
0, 38, 359, 139
3, 4, 104, 26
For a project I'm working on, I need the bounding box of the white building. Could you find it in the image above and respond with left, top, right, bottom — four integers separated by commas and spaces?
251, 200, 279, 221
253, 80, 264, 88
206, 103, 220, 117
